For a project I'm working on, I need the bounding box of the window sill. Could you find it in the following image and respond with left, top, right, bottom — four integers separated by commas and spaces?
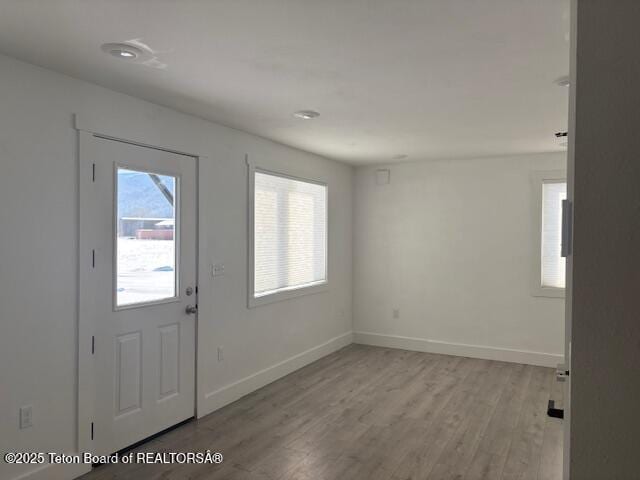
248, 281, 329, 308
532, 286, 565, 298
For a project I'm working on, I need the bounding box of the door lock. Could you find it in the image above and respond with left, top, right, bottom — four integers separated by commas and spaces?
185, 304, 198, 315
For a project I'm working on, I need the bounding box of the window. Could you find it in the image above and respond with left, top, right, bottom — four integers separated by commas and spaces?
532, 171, 567, 297
249, 168, 328, 306
541, 181, 567, 289
116, 167, 177, 307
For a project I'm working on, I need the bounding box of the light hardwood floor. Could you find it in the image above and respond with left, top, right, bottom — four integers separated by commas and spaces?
81, 344, 563, 480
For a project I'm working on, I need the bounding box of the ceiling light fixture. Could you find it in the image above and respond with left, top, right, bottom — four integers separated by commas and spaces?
293, 110, 320, 120
101, 43, 144, 60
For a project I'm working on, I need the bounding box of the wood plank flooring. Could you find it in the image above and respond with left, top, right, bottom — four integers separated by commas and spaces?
81, 344, 563, 480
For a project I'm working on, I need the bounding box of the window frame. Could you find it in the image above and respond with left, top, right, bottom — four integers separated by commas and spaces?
247, 164, 329, 308
531, 170, 567, 298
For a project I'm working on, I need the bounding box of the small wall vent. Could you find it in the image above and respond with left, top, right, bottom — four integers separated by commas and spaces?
375, 169, 391, 185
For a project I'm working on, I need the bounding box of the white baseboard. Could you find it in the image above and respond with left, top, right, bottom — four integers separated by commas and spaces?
354, 331, 563, 367
12, 461, 90, 480
200, 331, 353, 416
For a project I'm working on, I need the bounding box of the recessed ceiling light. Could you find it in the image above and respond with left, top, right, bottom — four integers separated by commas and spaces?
555, 75, 570, 87
293, 110, 320, 120
392, 154, 408, 160
101, 43, 144, 60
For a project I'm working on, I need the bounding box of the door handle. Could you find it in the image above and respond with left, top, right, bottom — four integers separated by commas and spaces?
185, 304, 198, 315
561, 199, 572, 258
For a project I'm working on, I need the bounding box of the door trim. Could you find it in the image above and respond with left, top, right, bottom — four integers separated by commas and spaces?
77, 123, 203, 457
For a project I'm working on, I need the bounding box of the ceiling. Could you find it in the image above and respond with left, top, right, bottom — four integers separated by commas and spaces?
0, 0, 570, 165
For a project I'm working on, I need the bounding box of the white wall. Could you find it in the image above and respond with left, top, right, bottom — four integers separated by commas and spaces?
353, 153, 565, 366
0, 53, 353, 480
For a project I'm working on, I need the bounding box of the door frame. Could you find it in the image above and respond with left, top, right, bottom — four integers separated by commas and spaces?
563, 1, 577, 478
76, 117, 206, 456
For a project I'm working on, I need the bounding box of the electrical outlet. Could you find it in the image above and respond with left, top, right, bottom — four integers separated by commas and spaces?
392, 308, 400, 319
217, 347, 224, 362
211, 263, 225, 277
19, 405, 32, 429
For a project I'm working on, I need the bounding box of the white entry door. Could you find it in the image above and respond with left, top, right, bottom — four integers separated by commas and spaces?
80, 134, 197, 456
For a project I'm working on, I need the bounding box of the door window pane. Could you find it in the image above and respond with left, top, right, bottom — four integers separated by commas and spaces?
116, 168, 177, 307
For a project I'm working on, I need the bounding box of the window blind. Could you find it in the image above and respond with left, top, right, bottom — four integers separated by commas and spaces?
254, 171, 327, 298
541, 181, 567, 289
